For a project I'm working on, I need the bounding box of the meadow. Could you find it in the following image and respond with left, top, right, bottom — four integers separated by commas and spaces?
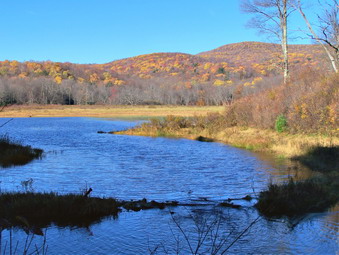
0, 105, 223, 118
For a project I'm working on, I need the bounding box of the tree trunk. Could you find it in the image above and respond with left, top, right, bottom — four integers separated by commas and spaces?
296, 1, 338, 73
282, 0, 290, 84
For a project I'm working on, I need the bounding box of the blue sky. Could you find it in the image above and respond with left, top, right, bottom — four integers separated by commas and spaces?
0, 0, 316, 64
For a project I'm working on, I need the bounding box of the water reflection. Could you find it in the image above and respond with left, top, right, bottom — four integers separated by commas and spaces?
253, 152, 317, 182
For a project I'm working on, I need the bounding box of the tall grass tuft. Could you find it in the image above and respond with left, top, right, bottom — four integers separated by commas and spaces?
0, 136, 43, 168
255, 179, 338, 217
0, 192, 121, 228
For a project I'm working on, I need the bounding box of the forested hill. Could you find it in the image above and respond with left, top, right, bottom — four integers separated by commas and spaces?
0, 41, 332, 105
198, 42, 327, 72
0, 42, 328, 87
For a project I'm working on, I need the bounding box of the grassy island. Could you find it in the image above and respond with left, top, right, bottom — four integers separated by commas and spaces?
0, 192, 177, 229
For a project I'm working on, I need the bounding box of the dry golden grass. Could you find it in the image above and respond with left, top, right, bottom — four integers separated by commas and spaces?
117, 125, 339, 158
0, 105, 224, 118
215, 127, 339, 158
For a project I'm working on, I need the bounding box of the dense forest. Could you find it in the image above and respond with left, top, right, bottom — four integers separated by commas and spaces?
0, 42, 332, 106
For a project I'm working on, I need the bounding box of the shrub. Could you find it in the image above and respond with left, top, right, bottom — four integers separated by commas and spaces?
275, 114, 287, 133
222, 70, 338, 133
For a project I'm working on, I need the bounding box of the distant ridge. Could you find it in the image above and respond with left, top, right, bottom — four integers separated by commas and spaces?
197, 41, 326, 67
0, 41, 330, 87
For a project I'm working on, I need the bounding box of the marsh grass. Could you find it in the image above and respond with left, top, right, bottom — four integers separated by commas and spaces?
0, 136, 43, 168
117, 116, 339, 159
255, 178, 338, 217
0, 192, 121, 228
0, 193, 177, 229
0, 105, 223, 118
254, 145, 339, 218
292, 146, 339, 173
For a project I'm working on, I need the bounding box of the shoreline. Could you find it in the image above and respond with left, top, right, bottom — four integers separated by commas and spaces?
115, 125, 339, 159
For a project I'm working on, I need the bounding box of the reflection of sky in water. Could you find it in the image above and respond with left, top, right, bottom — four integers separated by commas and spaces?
0, 117, 337, 254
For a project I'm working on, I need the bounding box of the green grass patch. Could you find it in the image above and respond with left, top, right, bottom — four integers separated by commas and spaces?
0, 136, 43, 168
275, 114, 287, 133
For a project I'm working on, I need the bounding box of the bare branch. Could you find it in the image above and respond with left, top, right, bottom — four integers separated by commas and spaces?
0, 118, 13, 128
241, 0, 291, 83
220, 215, 261, 254
293, 0, 338, 72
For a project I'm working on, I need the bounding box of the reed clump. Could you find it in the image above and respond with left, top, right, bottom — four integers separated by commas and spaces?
0, 136, 43, 168
0, 192, 121, 228
255, 178, 338, 217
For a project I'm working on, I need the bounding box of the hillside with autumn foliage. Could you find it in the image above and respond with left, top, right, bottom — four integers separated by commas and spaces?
0, 42, 333, 106
199, 42, 328, 74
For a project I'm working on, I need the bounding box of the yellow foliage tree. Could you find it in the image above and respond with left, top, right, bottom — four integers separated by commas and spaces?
89, 73, 99, 83
114, 79, 126, 85
201, 73, 210, 82
18, 72, 28, 78
78, 77, 85, 83
54, 76, 62, 84
204, 63, 212, 70
213, 79, 225, 86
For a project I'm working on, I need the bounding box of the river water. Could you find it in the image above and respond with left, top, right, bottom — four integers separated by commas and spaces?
0, 117, 337, 254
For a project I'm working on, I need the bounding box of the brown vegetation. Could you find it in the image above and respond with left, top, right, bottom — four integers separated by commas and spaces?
223, 70, 338, 134
116, 116, 338, 158
116, 70, 338, 158
0, 105, 223, 118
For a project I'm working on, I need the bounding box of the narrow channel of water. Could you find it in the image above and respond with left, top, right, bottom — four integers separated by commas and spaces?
0, 117, 337, 254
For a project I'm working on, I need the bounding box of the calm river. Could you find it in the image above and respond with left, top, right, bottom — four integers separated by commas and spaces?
0, 117, 337, 254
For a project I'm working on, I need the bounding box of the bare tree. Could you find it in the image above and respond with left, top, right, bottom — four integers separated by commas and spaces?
241, 0, 292, 84
293, 0, 338, 73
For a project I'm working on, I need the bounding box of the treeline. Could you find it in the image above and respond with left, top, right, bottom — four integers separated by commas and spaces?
0, 77, 233, 106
